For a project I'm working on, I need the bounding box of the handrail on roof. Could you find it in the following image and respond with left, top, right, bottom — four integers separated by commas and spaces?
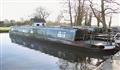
113, 32, 120, 45
114, 32, 120, 39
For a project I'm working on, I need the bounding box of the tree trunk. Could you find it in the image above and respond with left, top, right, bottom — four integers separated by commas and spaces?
85, 13, 88, 26
101, 0, 107, 31
88, 12, 92, 26
109, 16, 112, 28
74, 14, 77, 26
90, 5, 102, 27
76, 0, 85, 26
76, 0, 81, 25
97, 18, 100, 27
68, 0, 73, 26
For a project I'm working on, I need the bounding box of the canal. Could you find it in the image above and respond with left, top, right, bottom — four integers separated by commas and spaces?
0, 33, 114, 70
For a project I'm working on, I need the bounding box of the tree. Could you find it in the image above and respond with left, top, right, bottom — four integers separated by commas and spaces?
34, 7, 50, 21
62, 0, 74, 26
89, 0, 120, 30
56, 11, 64, 24
76, 0, 86, 26
0, 21, 4, 27
84, 12, 92, 26
68, 0, 73, 26
30, 16, 46, 23
65, 0, 92, 26
108, 15, 112, 28
89, 4, 102, 27
10, 20, 16, 26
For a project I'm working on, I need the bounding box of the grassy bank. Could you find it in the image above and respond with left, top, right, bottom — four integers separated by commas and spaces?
0, 27, 10, 33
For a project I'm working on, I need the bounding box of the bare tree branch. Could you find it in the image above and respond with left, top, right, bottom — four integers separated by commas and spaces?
35, 7, 50, 19
104, 7, 120, 12
106, 11, 120, 14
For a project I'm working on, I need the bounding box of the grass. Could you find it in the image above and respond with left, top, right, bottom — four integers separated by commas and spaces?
0, 27, 10, 33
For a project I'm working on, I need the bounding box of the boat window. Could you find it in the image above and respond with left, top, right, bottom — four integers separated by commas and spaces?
16, 28, 30, 33
65, 30, 75, 41
17, 28, 23, 32
47, 29, 57, 38
46, 28, 76, 41
22, 29, 29, 33
57, 31, 66, 38
31, 28, 46, 39
30, 29, 33, 34
57, 29, 75, 41
36, 28, 46, 36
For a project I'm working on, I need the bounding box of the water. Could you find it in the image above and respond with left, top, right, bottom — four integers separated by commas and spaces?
0, 33, 112, 70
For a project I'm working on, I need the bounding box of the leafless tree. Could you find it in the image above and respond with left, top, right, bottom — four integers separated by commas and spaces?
68, 0, 73, 26
69, 0, 92, 26
56, 11, 64, 24
34, 7, 50, 20
108, 15, 112, 28
76, 0, 86, 26
89, 0, 120, 30
64, 0, 88, 26
85, 12, 92, 26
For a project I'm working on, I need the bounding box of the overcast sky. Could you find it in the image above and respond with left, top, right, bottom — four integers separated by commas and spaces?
0, 0, 63, 21
0, 0, 120, 26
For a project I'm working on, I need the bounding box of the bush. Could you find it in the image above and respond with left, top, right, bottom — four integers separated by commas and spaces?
0, 27, 10, 33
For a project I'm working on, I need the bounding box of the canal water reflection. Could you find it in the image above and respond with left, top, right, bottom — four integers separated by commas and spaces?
1, 33, 112, 70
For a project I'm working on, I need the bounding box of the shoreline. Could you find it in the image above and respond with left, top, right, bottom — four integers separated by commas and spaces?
96, 51, 120, 70
0, 27, 10, 33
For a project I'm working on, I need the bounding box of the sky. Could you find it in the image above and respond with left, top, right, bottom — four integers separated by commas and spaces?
0, 0, 120, 26
0, 0, 63, 21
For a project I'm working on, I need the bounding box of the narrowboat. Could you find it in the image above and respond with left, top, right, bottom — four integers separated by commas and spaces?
10, 35, 111, 63
9, 26, 120, 53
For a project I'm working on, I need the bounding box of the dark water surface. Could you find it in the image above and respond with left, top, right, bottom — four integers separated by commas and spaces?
0, 33, 111, 70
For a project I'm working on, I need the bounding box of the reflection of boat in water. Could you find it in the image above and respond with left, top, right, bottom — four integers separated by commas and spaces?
9, 26, 120, 54
10, 34, 113, 70
10, 34, 109, 63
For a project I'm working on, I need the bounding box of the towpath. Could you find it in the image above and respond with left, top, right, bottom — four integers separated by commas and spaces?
96, 51, 120, 70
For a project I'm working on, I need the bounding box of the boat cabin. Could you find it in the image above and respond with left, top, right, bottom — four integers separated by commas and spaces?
30, 17, 46, 27
10, 26, 91, 41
